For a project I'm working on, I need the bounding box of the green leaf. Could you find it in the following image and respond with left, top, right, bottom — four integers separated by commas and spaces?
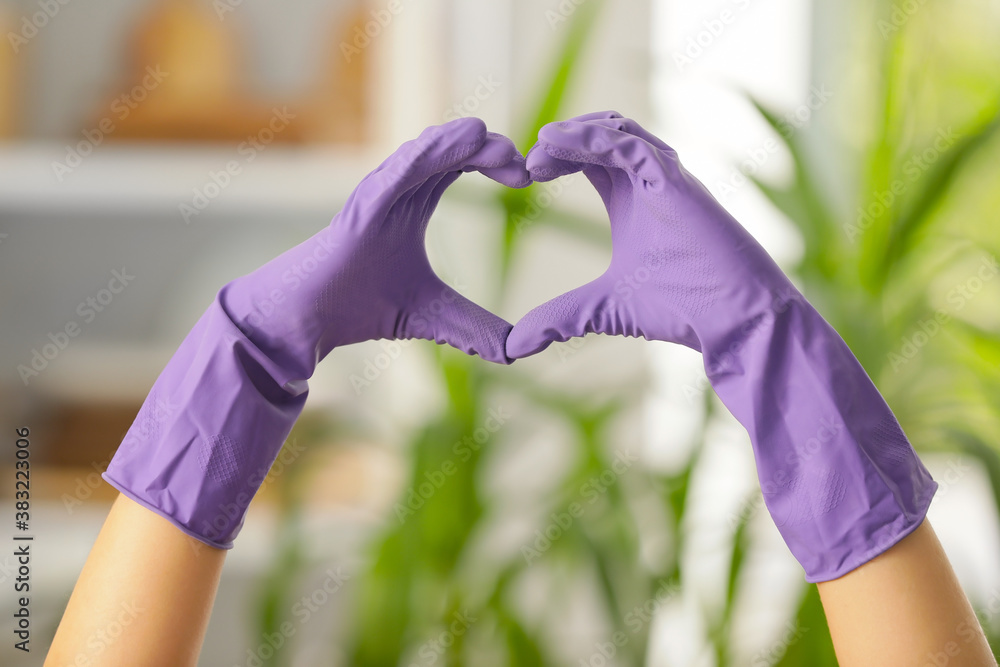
437, 350, 479, 424
857, 22, 906, 294
747, 97, 836, 281
748, 175, 809, 230
723, 497, 751, 627
347, 529, 416, 666
773, 584, 838, 667
501, 613, 547, 667
704, 484, 753, 666
253, 517, 307, 667
578, 527, 627, 639
953, 320, 1000, 368
881, 103, 1000, 278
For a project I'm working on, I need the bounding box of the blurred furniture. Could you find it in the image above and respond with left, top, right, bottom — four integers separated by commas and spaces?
102, 0, 368, 143
0, 8, 15, 138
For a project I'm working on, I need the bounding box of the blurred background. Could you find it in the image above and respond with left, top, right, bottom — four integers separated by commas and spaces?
1, 0, 1000, 664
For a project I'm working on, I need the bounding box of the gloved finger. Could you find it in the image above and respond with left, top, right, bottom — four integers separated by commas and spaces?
525, 143, 622, 213
575, 117, 682, 196
534, 119, 668, 186
523, 111, 622, 181
525, 141, 584, 182
582, 165, 616, 211
476, 153, 531, 188
400, 280, 514, 364
392, 117, 489, 182
526, 111, 626, 181
403, 133, 529, 223
415, 169, 464, 220
411, 142, 531, 219
583, 116, 676, 154
522, 151, 619, 216
337, 119, 488, 232
400, 133, 529, 222
564, 110, 624, 123
459, 132, 531, 188
376, 118, 489, 195
399, 144, 527, 240
505, 277, 620, 359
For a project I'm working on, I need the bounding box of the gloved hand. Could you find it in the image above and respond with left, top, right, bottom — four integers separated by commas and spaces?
103, 118, 529, 548
509, 112, 937, 582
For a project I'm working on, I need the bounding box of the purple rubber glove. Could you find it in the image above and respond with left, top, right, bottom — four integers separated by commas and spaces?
509, 112, 937, 582
103, 118, 529, 548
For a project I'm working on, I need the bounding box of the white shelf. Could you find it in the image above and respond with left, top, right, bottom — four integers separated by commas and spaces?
0, 142, 382, 215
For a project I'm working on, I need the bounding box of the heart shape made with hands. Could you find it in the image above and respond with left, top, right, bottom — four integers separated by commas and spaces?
229, 108, 740, 373
109, 109, 941, 584
414, 109, 732, 366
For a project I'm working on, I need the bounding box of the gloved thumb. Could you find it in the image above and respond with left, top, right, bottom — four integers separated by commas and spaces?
506, 278, 618, 359
401, 281, 514, 364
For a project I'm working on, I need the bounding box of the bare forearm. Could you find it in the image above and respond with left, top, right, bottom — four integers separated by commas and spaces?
817, 519, 996, 667
45, 493, 226, 666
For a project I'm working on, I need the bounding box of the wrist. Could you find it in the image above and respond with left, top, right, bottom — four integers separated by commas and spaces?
105, 296, 310, 548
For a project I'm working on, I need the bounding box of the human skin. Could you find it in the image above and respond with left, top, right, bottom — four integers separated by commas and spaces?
45, 499, 997, 665
45, 493, 225, 667
817, 519, 997, 667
